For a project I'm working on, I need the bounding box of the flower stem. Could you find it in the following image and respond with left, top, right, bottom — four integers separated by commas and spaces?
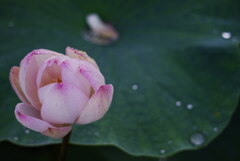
58, 131, 72, 161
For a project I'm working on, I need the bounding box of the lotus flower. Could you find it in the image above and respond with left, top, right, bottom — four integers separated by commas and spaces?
10, 47, 113, 138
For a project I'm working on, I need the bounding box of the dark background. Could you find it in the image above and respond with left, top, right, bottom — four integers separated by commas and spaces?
1, 101, 239, 161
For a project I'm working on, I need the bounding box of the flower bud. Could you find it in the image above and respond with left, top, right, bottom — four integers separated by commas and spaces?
10, 47, 113, 138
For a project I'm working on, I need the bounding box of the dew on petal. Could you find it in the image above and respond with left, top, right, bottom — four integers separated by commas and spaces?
79, 66, 87, 72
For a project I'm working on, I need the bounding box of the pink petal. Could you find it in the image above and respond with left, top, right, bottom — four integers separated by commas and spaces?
60, 59, 92, 97
37, 56, 92, 97
66, 47, 99, 69
19, 49, 62, 110
79, 61, 105, 91
10, 67, 29, 103
41, 126, 72, 139
38, 83, 89, 125
62, 58, 105, 92
76, 84, 113, 124
36, 56, 69, 88
15, 103, 72, 138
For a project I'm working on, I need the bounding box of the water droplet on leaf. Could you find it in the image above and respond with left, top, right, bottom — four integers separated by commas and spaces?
160, 149, 166, 154
132, 84, 138, 90
25, 129, 30, 134
186, 104, 193, 110
175, 101, 181, 107
190, 133, 205, 146
213, 127, 219, 132
221, 32, 231, 39
13, 136, 18, 141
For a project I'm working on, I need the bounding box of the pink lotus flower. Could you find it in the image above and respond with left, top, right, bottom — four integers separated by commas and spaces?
10, 47, 113, 138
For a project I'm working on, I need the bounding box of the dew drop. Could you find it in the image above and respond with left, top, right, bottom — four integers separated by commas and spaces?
175, 101, 182, 107
13, 136, 18, 141
25, 129, 30, 134
221, 32, 232, 39
160, 149, 166, 154
190, 133, 205, 146
79, 66, 87, 72
213, 127, 219, 132
186, 104, 193, 110
132, 84, 138, 90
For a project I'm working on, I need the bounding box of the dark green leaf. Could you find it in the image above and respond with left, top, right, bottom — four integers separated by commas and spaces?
0, 0, 239, 157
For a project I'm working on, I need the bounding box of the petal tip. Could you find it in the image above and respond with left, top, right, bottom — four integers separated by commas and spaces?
10, 67, 29, 103
15, 105, 26, 120
76, 84, 114, 125
100, 84, 113, 91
